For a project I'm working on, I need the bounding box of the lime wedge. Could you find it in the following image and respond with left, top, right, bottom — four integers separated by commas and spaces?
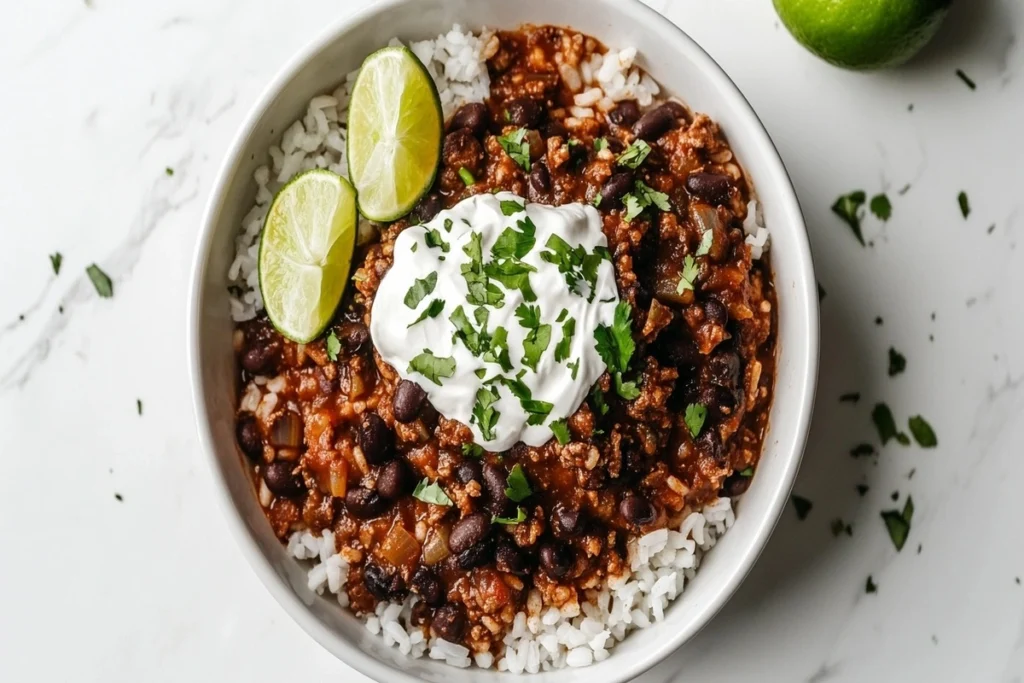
347, 46, 443, 221
258, 169, 357, 343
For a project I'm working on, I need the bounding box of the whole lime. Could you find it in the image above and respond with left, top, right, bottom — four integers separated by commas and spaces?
774, 0, 952, 70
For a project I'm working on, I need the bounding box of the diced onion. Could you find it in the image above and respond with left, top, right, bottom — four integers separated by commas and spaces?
380, 525, 421, 567
270, 412, 302, 448
421, 526, 451, 566
328, 459, 348, 497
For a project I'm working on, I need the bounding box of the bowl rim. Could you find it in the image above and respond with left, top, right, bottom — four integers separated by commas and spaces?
187, 1, 819, 681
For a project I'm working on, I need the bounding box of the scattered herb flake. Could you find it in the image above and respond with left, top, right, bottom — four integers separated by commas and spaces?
613, 373, 640, 400
856, 484, 870, 497
554, 316, 576, 362
407, 350, 456, 385
497, 128, 531, 170
566, 358, 580, 380
471, 386, 501, 440
888, 347, 907, 376
404, 272, 438, 309
136, 399, 143, 416
461, 232, 505, 308
592, 193, 603, 207
411, 242, 418, 253
165, 167, 174, 176
462, 443, 484, 458
114, 493, 123, 502
594, 137, 609, 152
483, 325, 513, 372
872, 403, 910, 446
955, 68, 977, 90
550, 418, 571, 445
539, 234, 606, 302
412, 478, 453, 506
504, 464, 532, 502
870, 193, 892, 221
880, 496, 914, 551
850, 443, 876, 458
493, 507, 527, 525
408, 298, 445, 328
623, 180, 670, 222
86, 264, 113, 298
908, 415, 937, 448
957, 191, 970, 218
326, 331, 342, 360
491, 216, 536, 260
740, 467, 754, 477
591, 387, 609, 416
684, 403, 707, 438
696, 228, 714, 257
840, 392, 861, 403
459, 166, 476, 186
49, 252, 63, 275
830, 518, 853, 537
866, 576, 877, 593
424, 228, 450, 252
676, 255, 699, 294
791, 495, 813, 520
617, 140, 652, 169
831, 190, 867, 246
500, 199, 525, 216
593, 302, 635, 374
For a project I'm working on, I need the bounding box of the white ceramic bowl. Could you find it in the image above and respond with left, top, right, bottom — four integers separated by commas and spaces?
188, 1, 819, 681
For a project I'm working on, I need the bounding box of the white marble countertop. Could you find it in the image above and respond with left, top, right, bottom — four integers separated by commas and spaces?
2, 0, 1023, 681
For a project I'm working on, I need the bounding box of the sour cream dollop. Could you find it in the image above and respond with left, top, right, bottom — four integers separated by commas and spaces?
370, 192, 619, 451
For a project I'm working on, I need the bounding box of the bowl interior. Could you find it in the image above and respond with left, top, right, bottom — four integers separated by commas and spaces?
190, 1, 817, 681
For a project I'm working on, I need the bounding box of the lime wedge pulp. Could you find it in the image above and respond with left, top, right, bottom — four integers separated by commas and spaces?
347, 46, 443, 221
258, 169, 357, 343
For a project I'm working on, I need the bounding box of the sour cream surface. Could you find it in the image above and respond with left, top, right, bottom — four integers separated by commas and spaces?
370, 192, 619, 451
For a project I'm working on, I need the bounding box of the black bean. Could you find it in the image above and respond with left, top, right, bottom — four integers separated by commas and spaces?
686, 173, 731, 205
542, 120, 568, 139
448, 512, 492, 554
337, 321, 370, 354
393, 380, 427, 423
504, 97, 543, 128
708, 350, 741, 388
704, 298, 728, 327
456, 539, 494, 569
495, 541, 529, 576
236, 414, 263, 460
411, 567, 445, 607
605, 137, 626, 154
696, 427, 724, 462
632, 104, 676, 141
342, 303, 366, 324
721, 472, 752, 498
619, 495, 656, 526
431, 603, 467, 642
376, 459, 412, 500
551, 504, 584, 540
449, 102, 487, 136
359, 413, 392, 465
538, 542, 574, 579
661, 100, 689, 120
699, 384, 739, 418
364, 562, 406, 601
529, 162, 550, 196
241, 339, 280, 375
608, 100, 640, 127
482, 463, 512, 515
413, 194, 444, 223
600, 171, 634, 205
442, 128, 485, 176
344, 487, 389, 519
455, 460, 482, 485
263, 461, 304, 498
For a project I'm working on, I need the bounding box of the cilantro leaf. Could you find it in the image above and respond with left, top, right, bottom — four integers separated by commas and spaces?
500, 199, 525, 216
567, 359, 580, 380
908, 415, 937, 448
616, 140, 651, 169
483, 326, 513, 372
408, 298, 445, 328
444, 218, 454, 232
740, 467, 754, 477
880, 496, 913, 551
493, 507, 527, 525
522, 324, 552, 372
412, 478, 453, 506
832, 190, 867, 246
450, 305, 489, 355
850, 443, 876, 458
491, 216, 536, 259
872, 402, 910, 446
497, 128, 531, 170
49, 252, 62, 275
459, 167, 476, 186
86, 264, 113, 298
696, 228, 713, 257
676, 255, 698, 294
407, 350, 456, 385
791, 495, 813, 520
326, 330, 341, 360
550, 418, 570, 445
888, 347, 907, 377
593, 301, 635, 374
461, 232, 505, 308
504, 464, 532, 502
591, 387, 609, 416
622, 180, 671, 223
870, 193, 892, 221
522, 399, 554, 426
866, 576, 878, 593
539, 234, 605, 302
614, 373, 640, 400
594, 137, 608, 152
471, 386, 501, 441
958, 191, 970, 218
462, 443, 484, 458
404, 272, 438, 308
554, 316, 576, 362
424, 228, 450, 252
515, 303, 542, 329
684, 403, 707, 437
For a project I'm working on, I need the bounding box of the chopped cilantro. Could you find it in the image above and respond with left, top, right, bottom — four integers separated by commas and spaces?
136, 399, 142, 416
594, 137, 609, 152
493, 507, 527, 525
450, 305, 490, 355
888, 347, 907, 376
881, 496, 914, 551
850, 443, 876, 458
616, 140, 651, 169
484, 258, 537, 302
696, 228, 713, 257
471, 386, 501, 440
958, 191, 970, 218
866, 576, 878, 593
326, 330, 341, 360
407, 350, 456, 385
474, 368, 487, 379
623, 180, 670, 223
739, 467, 754, 477
556, 308, 568, 323
955, 68, 976, 90
539, 234, 607, 302
591, 387, 609, 416
523, 399, 554, 425
870, 193, 892, 221
856, 484, 870, 496
831, 190, 867, 246
516, 303, 552, 373
554, 316, 576, 362
791, 495, 813, 520
684, 403, 707, 437
459, 167, 476, 186
500, 199, 525, 216
614, 373, 640, 400
461, 232, 505, 308
676, 255, 698, 294
872, 403, 910, 446
490, 216, 536, 260
567, 359, 579, 380
504, 464, 532, 502
497, 128, 531, 170
444, 218, 453, 232
408, 298, 445, 328
462, 443, 484, 458
412, 478, 453, 506
908, 415, 937, 448
483, 326, 513, 372
550, 418, 571, 445
49, 252, 62, 275
424, 228, 450, 252
831, 518, 853, 537
403, 272, 437, 308
165, 167, 174, 176
411, 242, 418, 253
592, 193, 603, 207
839, 392, 861, 403
593, 301, 635, 374
86, 264, 113, 298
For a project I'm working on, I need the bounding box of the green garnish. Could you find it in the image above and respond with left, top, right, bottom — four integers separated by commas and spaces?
856, 484, 870, 496
424, 228, 450, 252
696, 229, 713, 257
483, 326, 513, 372
870, 193, 892, 221
539, 234, 609, 302
591, 386, 609, 416
461, 232, 505, 308
550, 418, 571, 445
593, 301, 635, 374
955, 68, 976, 90
675, 255, 698, 294
866, 576, 878, 593
500, 199, 525, 216
484, 258, 537, 302
136, 399, 143, 416
516, 303, 552, 372
888, 347, 907, 376
594, 137, 609, 152
411, 242, 418, 253
554, 316, 576, 362
791, 495, 813, 520
880, 496, 914, 551
504, 464, 532, 502
839, 392, 861, 403
407, 350, 456, 385
462, 443, 485, 458
459, 167, 476, 186
740, 467, 754, 477
474, 368, 487, 379
831, 518, 853, 537
614, 373, 640, 400
592, 193, 603, 207
165, 167, 174, 176
908, 415, 937, 447
493, 507, 527, 525
444, 218, 453, 232
958, 191, 970, 218
472, 386, 501, 440
326, 330, 341, 360
850, 443, 876, 458
408, 298, 444, 328
623, 180, 671, 223
450, 305, 489, 355
684, 403, 707, 437
872, 402, 910, 446
497, 128, 531, 170
567, 359, 580, 380
412, 478, 453, 506
832, 190, 867, 246
49, 252, 62, 275
491, 216, 536, 259
616, 140, 651, 169
86, 264, 113, 298
403, 272, 438, 309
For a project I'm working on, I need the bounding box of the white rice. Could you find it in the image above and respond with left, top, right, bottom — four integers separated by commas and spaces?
288, 497, 734, 672
233, 25, 762, 671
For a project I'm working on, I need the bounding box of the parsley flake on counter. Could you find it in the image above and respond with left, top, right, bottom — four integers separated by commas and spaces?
459, 167, 476, 186
790, 495, 813, 520
462, 443, 484, 458
412, 478, 453, 506
326, 330, 341, 360
870, 193, 892, 221
696, 228, 713, 257
500, 199, 525, 216
494, 507, 527, 525
908, 415, 937, 448
617, 140, 651, 169
407, 350, 456, 385
839, 392, 861, 403
594, 137, 609, 152
866, 576, 878, 593
554, 316, 576, 362
850, 443, 876, 458
472, 386, 501, 440
684, 403, 707, 437
676, 255, 698, 294
955, 68, 976, 90
550, 418, 571, 445
958, 191, 970, 218
504, 464, 532, 502
831, 190, 867, 246
872, 402, 910, 446
424, 228, 450, 252
623, 180, 671, 223
403, 271, 438, 308
408, 298, 445, 328
86, 264, 113, 298
831, 518, 853, 537
888, 347, 907, 376
497, 128, 531, 170
49, 252, 63, 275
881, 495, 914, 551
